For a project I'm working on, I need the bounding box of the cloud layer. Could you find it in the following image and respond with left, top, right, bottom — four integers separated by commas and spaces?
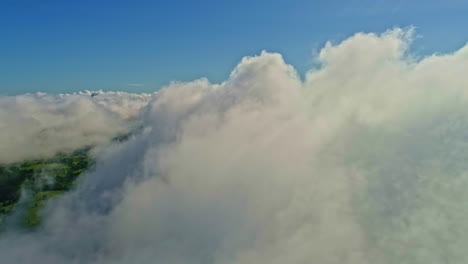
0, 90, 153, 163
2, 28, 468, 263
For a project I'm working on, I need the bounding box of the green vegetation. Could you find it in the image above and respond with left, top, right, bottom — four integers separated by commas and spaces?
0, 148, 93, 229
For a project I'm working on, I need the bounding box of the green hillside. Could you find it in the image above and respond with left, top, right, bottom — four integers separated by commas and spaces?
0, 148, 93, 229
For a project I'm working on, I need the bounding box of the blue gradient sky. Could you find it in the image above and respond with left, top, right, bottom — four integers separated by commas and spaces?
1, 0, 468, 95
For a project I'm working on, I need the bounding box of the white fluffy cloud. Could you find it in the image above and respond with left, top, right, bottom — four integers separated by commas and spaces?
0, 91, 153, 163
2, 28, 468, 263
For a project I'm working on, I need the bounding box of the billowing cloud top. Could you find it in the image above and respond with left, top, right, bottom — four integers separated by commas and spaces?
2, 28, 468, 264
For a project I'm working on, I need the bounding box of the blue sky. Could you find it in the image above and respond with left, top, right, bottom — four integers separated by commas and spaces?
1, 0, 468, 95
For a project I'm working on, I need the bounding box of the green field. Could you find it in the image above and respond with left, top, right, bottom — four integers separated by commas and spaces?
0, 148, 93, 229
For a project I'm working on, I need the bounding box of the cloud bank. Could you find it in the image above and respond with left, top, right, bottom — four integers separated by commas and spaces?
2, 28, 468, 263
0, 90, 153, 163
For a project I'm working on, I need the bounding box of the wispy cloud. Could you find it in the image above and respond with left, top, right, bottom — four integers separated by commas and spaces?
128, 83, 144, 87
